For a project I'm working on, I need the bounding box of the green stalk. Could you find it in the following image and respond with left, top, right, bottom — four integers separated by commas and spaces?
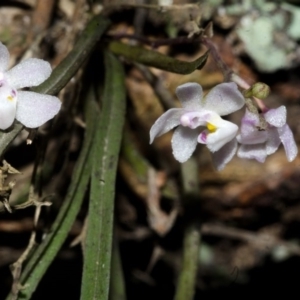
175, 223, 201, 300
6, 89, 100, 300
80, 52, 126, 300
174, 158, 201, 300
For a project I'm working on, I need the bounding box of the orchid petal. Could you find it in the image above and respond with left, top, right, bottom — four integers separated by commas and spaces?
237, 144, 267, 163
171, 126, 199, 162
180, 110, 211, 129
203, 82, 245, 116
241, 109, 260, 127
0, 98, 16, 130
0, 83, 17, 129
264, 106, 286, 127
150, 108, 183, 143
265, 127, 281, 155
237, 129, 268, 145
277, 124, 298, 162
211, 139, 237, 171
16, 91, 61, 128
5, 58, 52, 89
237, 109, 268, 144
0, 42, 9, 72
175, 82, 203, 109
198, 118, 238, 152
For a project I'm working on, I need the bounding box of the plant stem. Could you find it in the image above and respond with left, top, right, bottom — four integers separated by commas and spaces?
174, 158, 201, 300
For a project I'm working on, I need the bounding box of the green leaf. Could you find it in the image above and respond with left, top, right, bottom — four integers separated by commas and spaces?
4, 14, 111, 300
0, 14, 110, 157
80, 52, 126, 300
9, 89, 100, 300
108, 41, 209, 74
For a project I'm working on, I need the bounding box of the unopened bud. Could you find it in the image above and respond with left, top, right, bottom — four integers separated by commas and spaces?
243, 82, 270, 99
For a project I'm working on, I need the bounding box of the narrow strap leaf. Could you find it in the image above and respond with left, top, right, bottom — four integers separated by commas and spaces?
6, 89, 100, 300
33, 15, 110, 95
80, 52, 126, 300
110, 239, 127, 300
108, 41, 208, 74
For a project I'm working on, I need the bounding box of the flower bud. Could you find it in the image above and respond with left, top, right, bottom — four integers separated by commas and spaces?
243, 82, 270, 99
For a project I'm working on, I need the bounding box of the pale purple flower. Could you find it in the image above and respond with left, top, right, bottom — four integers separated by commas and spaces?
150, 82, 245, 170
0, 42, 61, 130
237, 107, 298, 162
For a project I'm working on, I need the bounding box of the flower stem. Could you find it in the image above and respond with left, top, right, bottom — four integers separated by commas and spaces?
174, 158, 201, 300
203, 39, 269, 113
201, 37, 232, 81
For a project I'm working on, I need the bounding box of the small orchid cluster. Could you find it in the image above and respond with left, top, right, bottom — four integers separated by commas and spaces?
0, 42, 61, 131
150, 81, 298, 170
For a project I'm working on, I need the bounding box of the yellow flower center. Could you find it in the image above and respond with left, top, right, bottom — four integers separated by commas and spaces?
7, 96, 14, 101
207, 122, 217, 133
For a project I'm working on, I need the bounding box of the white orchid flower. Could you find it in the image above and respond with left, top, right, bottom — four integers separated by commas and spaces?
0, 42, 61, 130
237, 107, 298, 162
150, 82, 245, 170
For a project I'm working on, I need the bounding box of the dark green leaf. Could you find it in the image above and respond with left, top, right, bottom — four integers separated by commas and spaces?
108, 41, 209, 74
80, 52, 126, 300
9, 90, 99, 300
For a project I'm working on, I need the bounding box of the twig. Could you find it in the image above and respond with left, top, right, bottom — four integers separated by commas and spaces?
103, 3, 200, 15
201, 223, 300, 256
70, 215, 88, 256
201, 37, 233, 82
146, 168, 178, 236
134, 63, 175, 109
9, 188, 52, 300
133, 0, 147, 38
107, 33, 203, 49
31, 0, 57, 34
0, 161, 21, 213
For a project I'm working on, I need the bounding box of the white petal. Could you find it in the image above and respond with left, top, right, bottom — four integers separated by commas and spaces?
237, 129, 268, 145
237, 109, 267, 144
203, 82, 245, 116
199, 118, 238, 152
211, 139, 237, 171
0, 42, 10, 72
264, 106, 286, 127
0, 98, 16, 130
175, 82, 203, 109
16, 91, 61, 128
237, 124, 268, 144
277, 124, 298, 162
237, 144, 267, 163
265, 127, 281, 155
171, 126, 198, 163
150, 108, 183, 143
180, 110, 211, 129
0, 83, 17, 129
5, 58, 52, 89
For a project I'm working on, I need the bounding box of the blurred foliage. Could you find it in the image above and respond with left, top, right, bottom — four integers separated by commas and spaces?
210, 0, 300, 72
